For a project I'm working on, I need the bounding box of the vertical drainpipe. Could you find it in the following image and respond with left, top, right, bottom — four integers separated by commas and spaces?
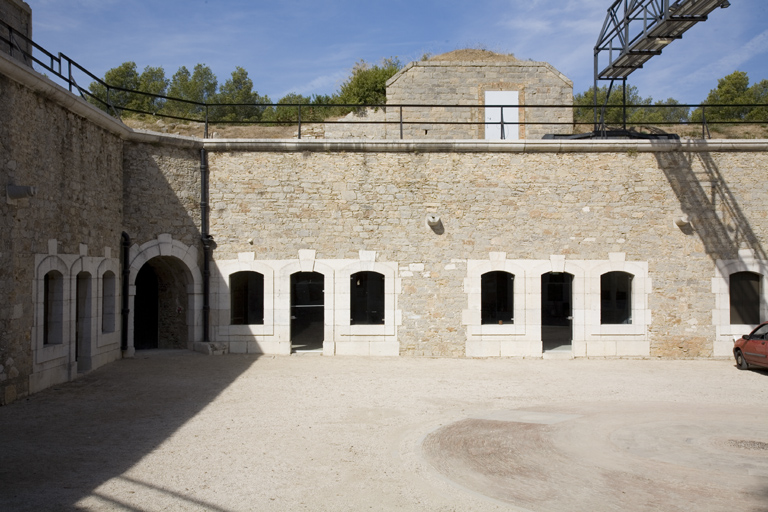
200, 148, 211, 343
120, 231, 131, 353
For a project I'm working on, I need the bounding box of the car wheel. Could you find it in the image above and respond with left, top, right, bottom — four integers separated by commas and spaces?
735, 350, 750, 370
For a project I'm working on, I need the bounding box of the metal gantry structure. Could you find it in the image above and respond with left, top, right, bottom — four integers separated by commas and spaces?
593, 0, 731, 135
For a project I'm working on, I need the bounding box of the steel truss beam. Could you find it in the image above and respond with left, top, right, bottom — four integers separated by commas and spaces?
595, 0, 730, 81
592, 0, 730, 133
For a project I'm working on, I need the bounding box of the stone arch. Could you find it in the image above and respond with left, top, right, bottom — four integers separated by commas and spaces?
127, 235, 202, 355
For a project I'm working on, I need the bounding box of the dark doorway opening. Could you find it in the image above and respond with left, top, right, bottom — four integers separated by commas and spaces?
134, 257, 189, 350
291, 272, 324, 352
542, 272, 573, 351
135, 264, 159, 349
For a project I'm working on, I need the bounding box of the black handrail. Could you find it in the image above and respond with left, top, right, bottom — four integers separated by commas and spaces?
1, 17, 766, 140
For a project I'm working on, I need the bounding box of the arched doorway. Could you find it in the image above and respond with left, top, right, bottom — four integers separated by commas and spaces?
541, 272, 573, 351
291, 271, 324, 352
134, 256, 190, 350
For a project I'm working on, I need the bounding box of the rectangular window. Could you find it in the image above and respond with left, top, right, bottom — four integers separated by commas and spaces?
230, 272, 264, 325
481, 271, 514, 324
730, 272, 760, 325
350, 272, 385, 325
601, 272, 632, 324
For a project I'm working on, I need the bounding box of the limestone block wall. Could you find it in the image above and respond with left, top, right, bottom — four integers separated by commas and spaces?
0, 0, 32, 67
385, 60, 573, 140
0, 65, 123, 404
205, 144, 768, 358
122, 141, 202, 250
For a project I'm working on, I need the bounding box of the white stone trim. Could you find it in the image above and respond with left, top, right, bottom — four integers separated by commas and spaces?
334, 251, 401, 356
211, 255, 276, 353
127, 234, 203, 354
277, 259, 336, 356
30, 243, 121, 393
464, 254, 651, 358
211, 251, 400, 356
712, 250, 768, 356
33, 255, 71, 364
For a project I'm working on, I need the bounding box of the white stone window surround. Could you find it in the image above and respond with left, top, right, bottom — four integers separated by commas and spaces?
211, 250, 400, 356
213, 254, 276, 338
587, 257, 651, 337
712, 250, 768, 357
464, 253, 651, 358
335, 252, 399, 337
36, 257, 69, 356
32, 241, 121, 393
464, 253, 527, 338
96, 257, 120, 348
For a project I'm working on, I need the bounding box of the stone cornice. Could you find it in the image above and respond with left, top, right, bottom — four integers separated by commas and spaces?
201, 138, 768, 153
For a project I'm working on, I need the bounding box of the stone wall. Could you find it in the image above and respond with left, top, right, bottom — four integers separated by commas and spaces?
0, 60, 123, 403
205, 144, 768, 358
0, 0, 32, 67
385, 60, 573, 140
122, 141, 202, 250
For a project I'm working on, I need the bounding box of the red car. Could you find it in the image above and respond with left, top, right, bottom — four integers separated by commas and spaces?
734, 321, 768, 370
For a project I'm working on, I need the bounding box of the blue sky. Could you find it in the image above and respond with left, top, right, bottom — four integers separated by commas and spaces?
26, 0, 768, 104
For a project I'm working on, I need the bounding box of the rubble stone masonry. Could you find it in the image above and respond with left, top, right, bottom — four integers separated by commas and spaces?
206, 145, 768, 358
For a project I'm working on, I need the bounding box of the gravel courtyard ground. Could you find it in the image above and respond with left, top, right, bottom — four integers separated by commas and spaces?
1, 351, 767, 511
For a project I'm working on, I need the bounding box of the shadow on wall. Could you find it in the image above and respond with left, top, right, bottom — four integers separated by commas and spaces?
123, 142, 203, 351
0, 351, 258, 511
653, 149, 768, 264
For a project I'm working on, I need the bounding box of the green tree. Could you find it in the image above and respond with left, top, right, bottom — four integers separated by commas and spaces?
88, 61, 139, 115
134, 66, 168, 114
337, 57, 402, 106
166, 64, 218, 119
692, 71, 751, 122
213, 67, 268, 122
166, 65, 193, 117
262, 93, 311, 124
746, 79, 768, 122
692, 71, 768, 123
573, 84, 689, 127
650, 98, 691, 124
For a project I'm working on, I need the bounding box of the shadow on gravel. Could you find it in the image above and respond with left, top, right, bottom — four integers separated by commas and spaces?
0, 351, 258, 511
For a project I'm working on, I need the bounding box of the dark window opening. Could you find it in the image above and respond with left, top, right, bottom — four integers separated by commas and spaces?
230, 271, 264, 325
102, 271, 116, 333
350, 271, 385, 325
481, 271, 514, 324
601, 271, 633, 324
730, 271, 761, 325
43, 271, 64, 345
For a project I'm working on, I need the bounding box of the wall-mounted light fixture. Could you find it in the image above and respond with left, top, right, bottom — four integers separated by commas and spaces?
7, 184, 36, 203
426, 213, 444, 234
674, 214, 692, 229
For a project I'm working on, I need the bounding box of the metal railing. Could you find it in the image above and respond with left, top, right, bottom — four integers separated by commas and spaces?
1, 17, 766, 140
